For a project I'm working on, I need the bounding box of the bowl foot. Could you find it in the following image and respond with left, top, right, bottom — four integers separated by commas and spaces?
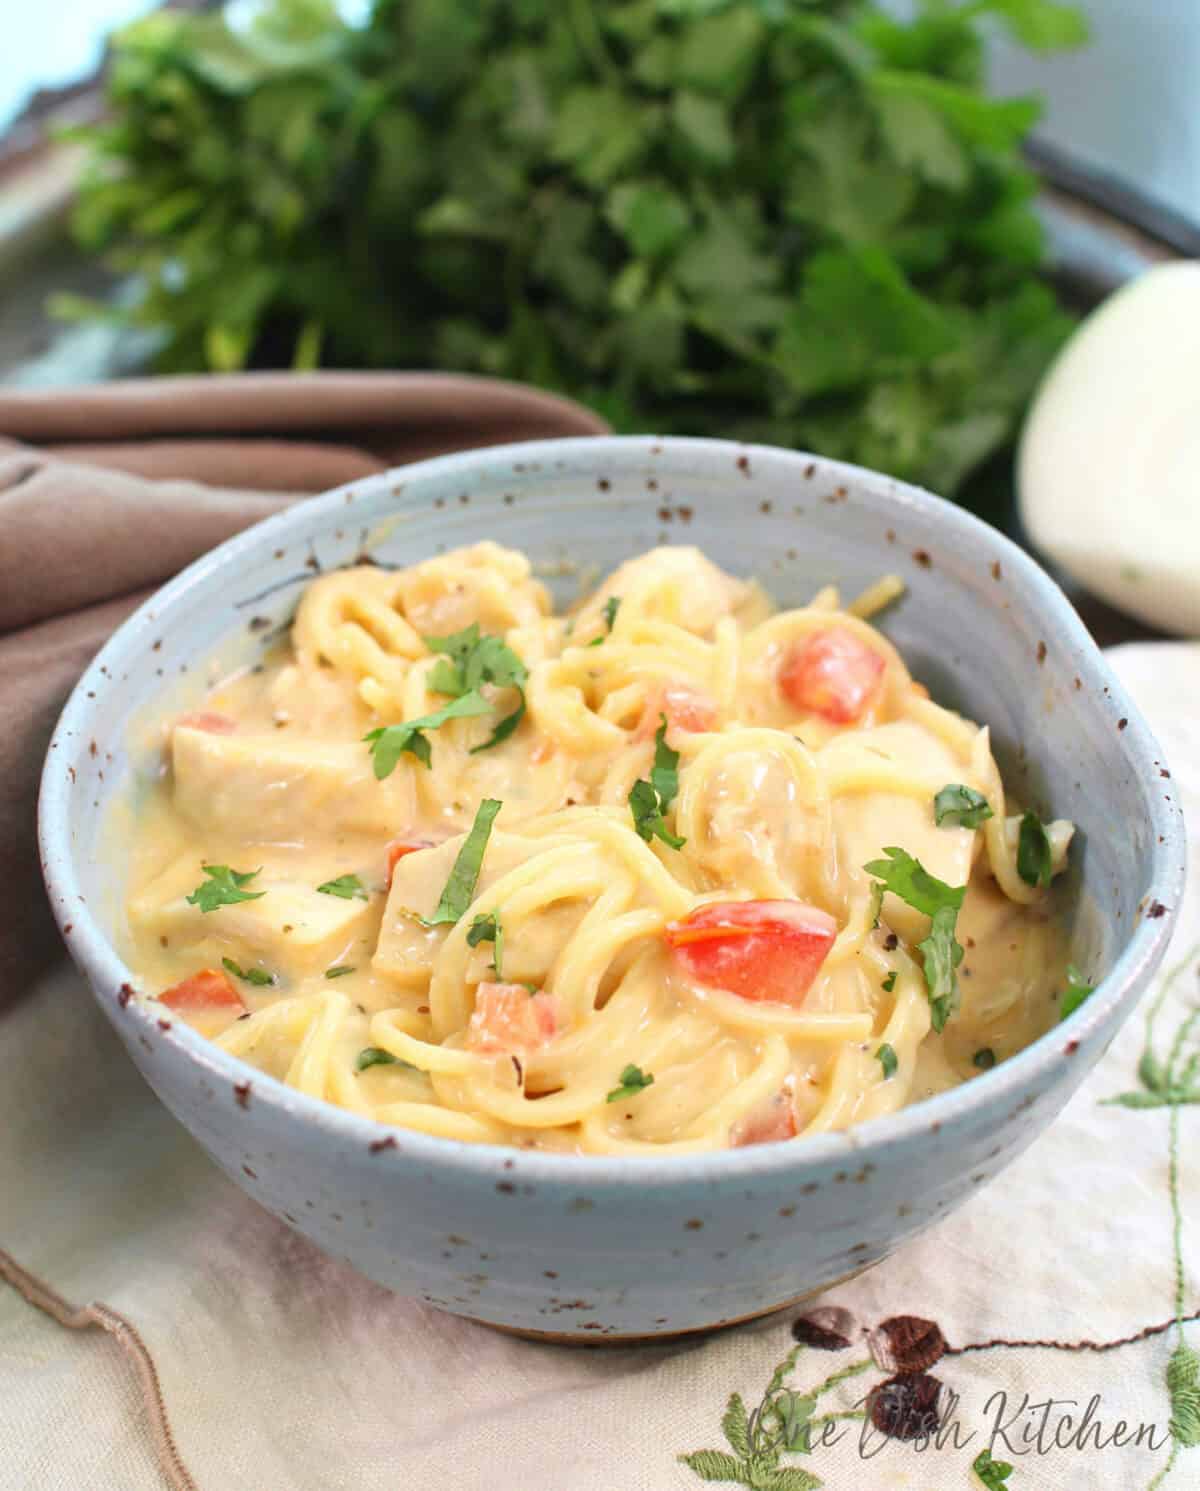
470, 1263, 875, 1346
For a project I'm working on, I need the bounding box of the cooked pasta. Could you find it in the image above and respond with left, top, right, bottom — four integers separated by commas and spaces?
122, 542, 1074, 1153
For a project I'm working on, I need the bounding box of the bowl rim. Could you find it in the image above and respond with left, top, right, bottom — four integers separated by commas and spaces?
38, 434, 1187, 1188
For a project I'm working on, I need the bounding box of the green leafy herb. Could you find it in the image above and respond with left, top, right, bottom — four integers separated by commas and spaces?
973, 1047, 997, 1070
186, 865, 264, 913
881, 971, 897, 993
1017, 810, 1053, 887
1059, 964, 1096, 1021
606, 1063, 655, 1103
467, 911, 504, 976
68, 0, 1082, 503
355, 1046, 416, 1073
868, 880, 885, 930
588, 595, 622, 645
865, 847, 966, 1031
629, 714, 686, 849
221, 956, 274, 987
424, 799, 502, 926
973, 1447, 1015, 1489
324, 965, 355, 978
877, 1043, 898, 1079
364, 692, 492, 777
933, 783, 993, 829
316, 873, 369, 901
424, 624, 529, 752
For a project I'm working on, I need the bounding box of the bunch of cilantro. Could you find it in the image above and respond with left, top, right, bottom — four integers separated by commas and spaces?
65, 0, 1085, 497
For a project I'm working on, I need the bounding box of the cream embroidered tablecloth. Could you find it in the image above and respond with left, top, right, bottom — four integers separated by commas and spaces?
2, 642, 1197, 1491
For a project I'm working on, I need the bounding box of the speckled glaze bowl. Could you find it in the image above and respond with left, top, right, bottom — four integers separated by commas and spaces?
39, 437, 1184, 1341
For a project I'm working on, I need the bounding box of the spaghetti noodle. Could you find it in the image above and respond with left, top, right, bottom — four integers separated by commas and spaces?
123, 543, 1074, 1152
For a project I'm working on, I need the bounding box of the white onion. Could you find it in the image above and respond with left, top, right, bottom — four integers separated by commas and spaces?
1018, 261, 1200, 636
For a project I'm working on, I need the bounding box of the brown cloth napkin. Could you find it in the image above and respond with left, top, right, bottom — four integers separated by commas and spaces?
0, 372, 606, 1001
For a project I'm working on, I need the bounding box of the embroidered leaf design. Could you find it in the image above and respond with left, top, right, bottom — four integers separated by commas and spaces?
1140, 1048, 1169, 1093
1107, 1090, 1200, 1110
972, 1447, 1015, 1489
1167, 1342, 1200, 1447
722, 1394, 751, 1457
771, 1391, 816, 1451
678, 1449, 745, 1482
744, 1452, 780, 1484
755, 1471, 822, 1491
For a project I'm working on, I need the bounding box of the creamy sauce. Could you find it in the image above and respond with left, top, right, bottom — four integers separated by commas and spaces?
120, 543, 1073, 1152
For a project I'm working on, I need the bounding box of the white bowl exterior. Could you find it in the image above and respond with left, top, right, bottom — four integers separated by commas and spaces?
40, 437, 1185, 1337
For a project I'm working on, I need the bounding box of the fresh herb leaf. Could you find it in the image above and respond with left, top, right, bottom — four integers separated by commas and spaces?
630, 779, 686, 850
221, 956, 274, 986
186, 865, 264, 913
881, 971, 897, 993
877, 1042, 898, 1079
865, 847, 966, 1031
424, 625, 528, 754
424, 799, 502, 926
467, 910, 504, 976
364, 692, 492, 777
973, 1047, 996, 1070
589, 595, 622, 644
649, 714, 681, 812
316, 873, 369, 901
70, 2, 1079, 503
920, 904, 965, 1033
973, 1447, 1015, 1489
864, 847, 967, 919
606, 1063, 655, 1103
868, 880, 885, 930
1059, 964, 1096, 1021
470, 692, 525, 754
933, 783, 994, 829
324, 965, 355, 978
356, 1046, 417, 1073
629, 714, 686, 849
1017, 810, 1053, 887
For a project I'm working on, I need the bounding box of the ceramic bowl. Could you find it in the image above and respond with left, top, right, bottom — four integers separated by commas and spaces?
39, 437, 1185, 1341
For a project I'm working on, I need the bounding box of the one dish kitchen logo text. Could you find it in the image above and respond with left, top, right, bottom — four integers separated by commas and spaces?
679, 1308, 1195, 1490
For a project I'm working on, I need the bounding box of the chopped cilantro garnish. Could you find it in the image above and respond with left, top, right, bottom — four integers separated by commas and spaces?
864, 847, 966, 1032
868, 880, 884, 930
316, 873, 369, 901
1017, 811, 1053, 888
467, 910, 504, 976
629, 714, 685, 849
324, 965, 355, 979
1059, 964, 1096, 1022
364, 691, 491, 777
424, 623, 528, 753
606, 1064, 655, 1103
186, 864, 264, 913
933, 783, 994, 830
588, 596, 621, 645
221, 956, 274, 987
881, 971, 897, 993
973, 1047, 996, 1070
424, 798, 502, 926
876, 1043, 898, 1079
356, 1046, 416, 1072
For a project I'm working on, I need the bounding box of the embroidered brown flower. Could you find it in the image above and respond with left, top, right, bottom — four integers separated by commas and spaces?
868, 1371, 944, 1440
868, 1314, 947, 1375
792, 1306, 856, 1351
